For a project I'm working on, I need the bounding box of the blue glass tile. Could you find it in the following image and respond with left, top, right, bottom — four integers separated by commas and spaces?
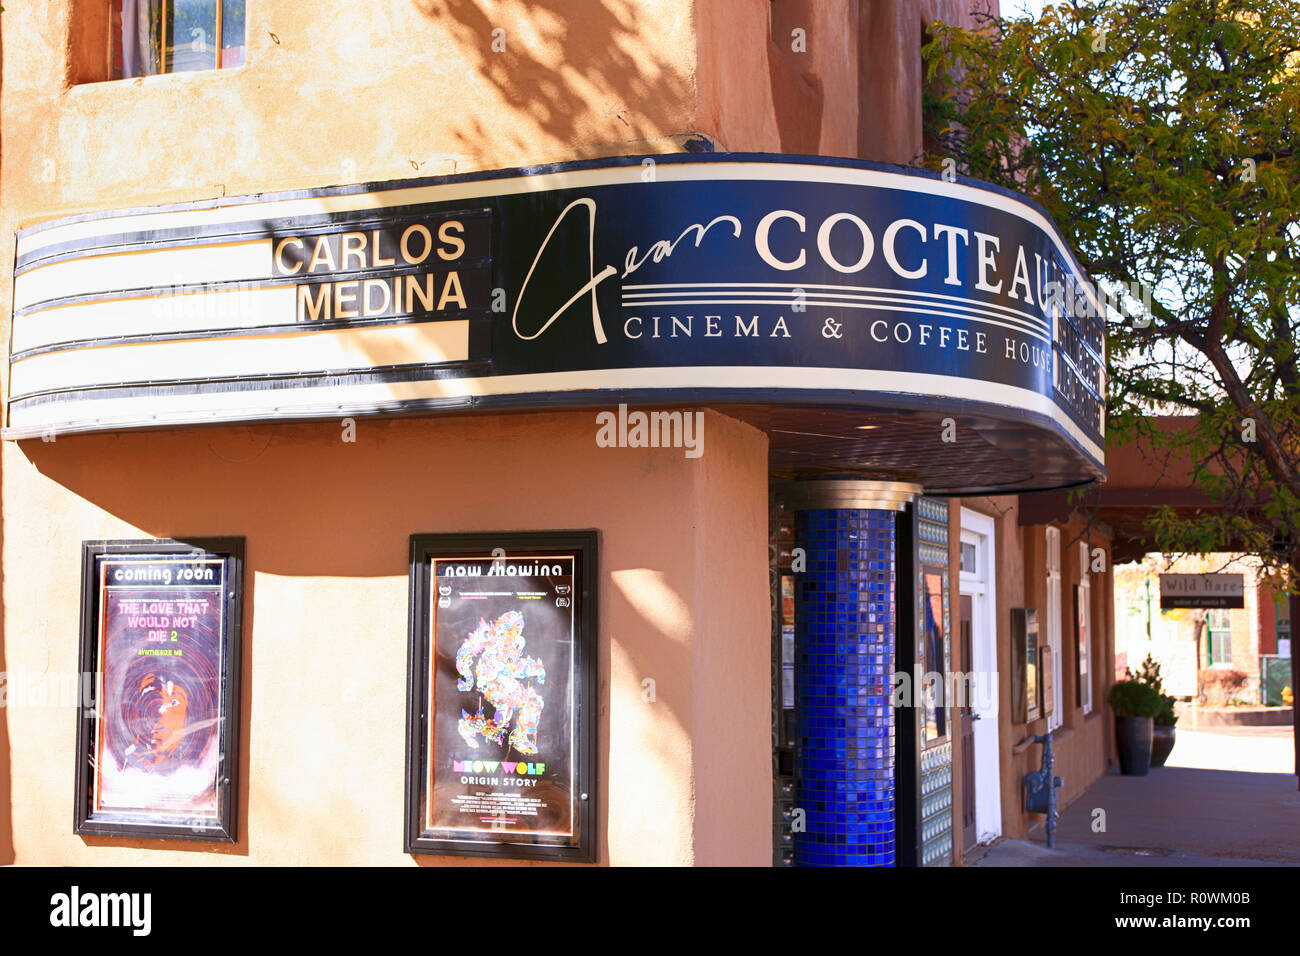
792, 507, 896, 867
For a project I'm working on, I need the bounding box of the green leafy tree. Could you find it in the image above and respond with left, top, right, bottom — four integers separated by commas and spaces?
923, 0, 1300, 582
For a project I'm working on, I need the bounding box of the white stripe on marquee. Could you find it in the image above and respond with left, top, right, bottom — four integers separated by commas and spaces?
14, 240, 271, 312
13, 286, 298, 354
9, 320, 469, 399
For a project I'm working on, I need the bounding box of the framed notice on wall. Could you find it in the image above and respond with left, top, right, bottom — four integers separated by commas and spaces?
1025, 611, 1041, 723
405, 531, 597, 861
74, 539, 243, 842
920, 568, 950, 744
1040, 645, 1054, 719
1010, 608, 1040, 725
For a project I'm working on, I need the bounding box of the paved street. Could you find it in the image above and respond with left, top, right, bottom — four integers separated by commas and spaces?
971, 726, 1300, 867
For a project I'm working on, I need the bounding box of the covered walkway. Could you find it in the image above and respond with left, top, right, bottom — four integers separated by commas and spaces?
971, 725, 1300, 866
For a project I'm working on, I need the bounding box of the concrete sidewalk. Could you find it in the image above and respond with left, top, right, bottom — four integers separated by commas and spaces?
971, 726, 1300, 867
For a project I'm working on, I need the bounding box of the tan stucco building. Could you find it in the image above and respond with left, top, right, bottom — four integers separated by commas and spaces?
1, 0, 1116, 866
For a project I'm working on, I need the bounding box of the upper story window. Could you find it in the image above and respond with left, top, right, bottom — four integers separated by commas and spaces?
1276, 596, 1292, 655
1206, 609, 1234, 666
111, 0, 246, 78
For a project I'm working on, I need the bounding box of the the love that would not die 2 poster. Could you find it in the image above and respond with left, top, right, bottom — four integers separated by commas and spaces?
77, 541, 242, 842
94, 559, 225, 817
427, 554, 577, 846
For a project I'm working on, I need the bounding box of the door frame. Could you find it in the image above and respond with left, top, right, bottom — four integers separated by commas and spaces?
960, 507, 1002, 845
1045, 526, 1065, 731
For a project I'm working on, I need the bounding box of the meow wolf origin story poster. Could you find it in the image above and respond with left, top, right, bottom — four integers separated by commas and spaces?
427, 553, 577, 846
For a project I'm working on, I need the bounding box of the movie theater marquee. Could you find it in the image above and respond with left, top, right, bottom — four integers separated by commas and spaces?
9, 154, 1105, 485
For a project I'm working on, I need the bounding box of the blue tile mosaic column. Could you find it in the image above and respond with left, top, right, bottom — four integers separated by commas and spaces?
793, 507, 898, 866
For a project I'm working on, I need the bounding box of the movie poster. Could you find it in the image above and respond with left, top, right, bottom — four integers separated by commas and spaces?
91, 557, 226, 820
427, 553, 577, 846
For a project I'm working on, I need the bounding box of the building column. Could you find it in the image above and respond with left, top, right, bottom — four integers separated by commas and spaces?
785, 480, 920, 866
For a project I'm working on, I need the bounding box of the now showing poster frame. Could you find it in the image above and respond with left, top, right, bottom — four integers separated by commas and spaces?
74, 538, 244, 842
404, 531, 597, 861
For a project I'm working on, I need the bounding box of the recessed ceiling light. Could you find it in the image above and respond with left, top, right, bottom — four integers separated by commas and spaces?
856, 424, 879, 430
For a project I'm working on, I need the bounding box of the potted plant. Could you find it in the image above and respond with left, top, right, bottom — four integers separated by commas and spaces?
1108, 675, 1164, 776
1133, 655, 1178, 767
1151, 694, 1178, 767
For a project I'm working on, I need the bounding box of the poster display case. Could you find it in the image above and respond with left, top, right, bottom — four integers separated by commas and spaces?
74, 538, 244, 842
404, 531, 597, 861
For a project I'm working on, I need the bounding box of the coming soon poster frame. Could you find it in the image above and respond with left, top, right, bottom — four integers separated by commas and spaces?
73, 537, 244, 842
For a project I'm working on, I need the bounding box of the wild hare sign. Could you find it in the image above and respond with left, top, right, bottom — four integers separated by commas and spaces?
10, 154, 1102, 492
1159, 573, 1245, 609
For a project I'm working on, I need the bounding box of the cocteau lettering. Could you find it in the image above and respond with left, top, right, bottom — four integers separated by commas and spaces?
513, 198, 1087, 346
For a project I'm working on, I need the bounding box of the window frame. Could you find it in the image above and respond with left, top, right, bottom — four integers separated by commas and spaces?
1044, 527, 1063, 730
1206, 608, 1234, 667
1077, 541, 1093, 715
110, 0, 247, 81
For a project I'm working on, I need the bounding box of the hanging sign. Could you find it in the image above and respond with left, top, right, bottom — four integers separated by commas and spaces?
1159, 573, 1245, 609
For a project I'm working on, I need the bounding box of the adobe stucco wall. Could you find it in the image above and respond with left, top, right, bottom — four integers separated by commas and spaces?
5, 0, 707, 224
0, 0, 1003, 866
0, 0, 782, 867
1, 409, 770, 865
1004, 507, 1114, 842
697, 0, 993, 162
950, 498, 1113, 848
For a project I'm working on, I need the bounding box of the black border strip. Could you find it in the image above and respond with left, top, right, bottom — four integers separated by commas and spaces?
9, 383, 1106, 486
8, 355, 492, 405
8, 352, 1104, 453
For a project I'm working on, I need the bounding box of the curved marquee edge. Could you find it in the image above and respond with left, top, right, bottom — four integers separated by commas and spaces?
7, 153, 1107, 491
3, 383, 1105, 496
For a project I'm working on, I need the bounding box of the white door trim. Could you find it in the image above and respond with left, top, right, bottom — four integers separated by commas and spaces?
960, 507, 1002, 845
1045, 527, 1064, 731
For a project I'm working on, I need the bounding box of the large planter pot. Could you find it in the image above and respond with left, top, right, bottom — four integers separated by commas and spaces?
1151, 724, 1176, 767
1116, 716, 1154, 776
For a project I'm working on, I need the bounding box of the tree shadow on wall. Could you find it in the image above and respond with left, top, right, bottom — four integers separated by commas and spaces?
408, 0, 700, 162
